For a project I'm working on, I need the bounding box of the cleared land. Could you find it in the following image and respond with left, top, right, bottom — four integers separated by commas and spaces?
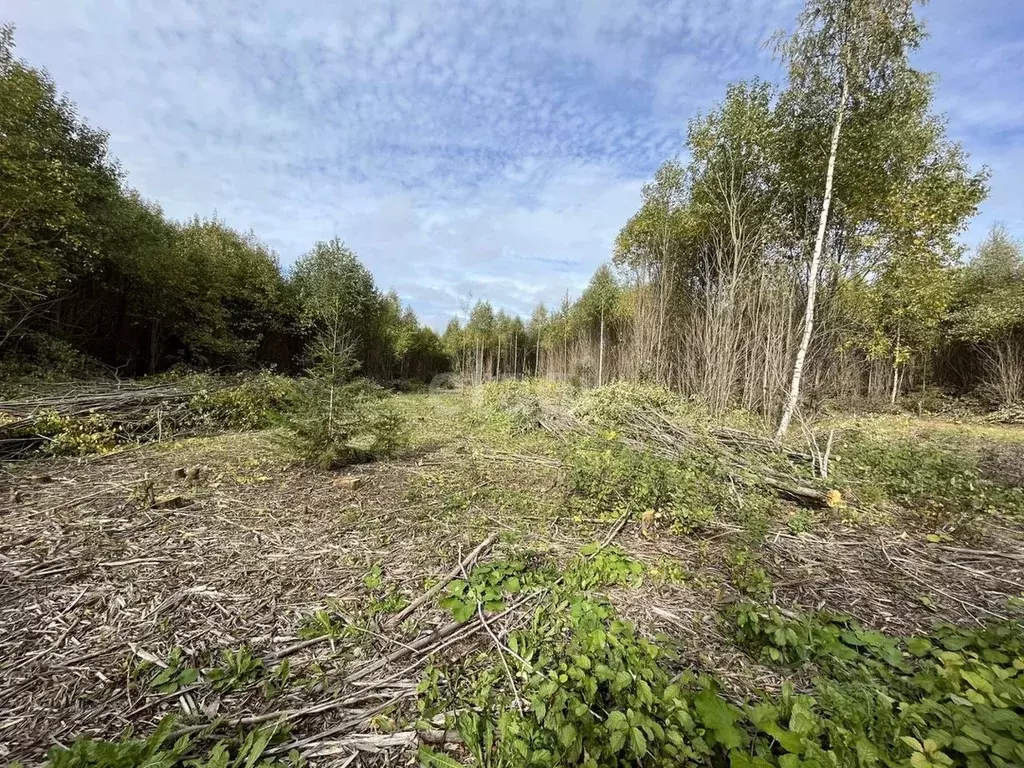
1, 384, 1023, 766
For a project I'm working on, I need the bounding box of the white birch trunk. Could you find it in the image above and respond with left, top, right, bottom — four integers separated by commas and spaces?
776, 76, 848, 441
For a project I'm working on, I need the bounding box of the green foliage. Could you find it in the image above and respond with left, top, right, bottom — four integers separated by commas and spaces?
571, 545, 644, 590
147, 648, 200, 694
500, 597, 720, 767
949, 227, 1024, 344
572, 382, 677, 429
0, 334, 102, 382
417, 746, 467, 768
45, 719, 189, 768
731, 602, 1024, 768
725, 547, 773, 600
423, 596, 725, 767
420, 523, 1024, 768
186, 372, 298, 431
567, 441, 724, 532
833, 430, 1024, 523
364, 398, 410, 458
32, 411, 119, 456
440, 558, 552, 623
298, 607, 348, 639
0, 25, 119, 339
482, 380, 543, 434
43, 717, 303, 768
277, 364, 407, 469
205, 646, 264, 692
568, 443, 673, 519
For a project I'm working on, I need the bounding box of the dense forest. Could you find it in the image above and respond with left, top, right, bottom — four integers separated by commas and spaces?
0, 25, 447, 383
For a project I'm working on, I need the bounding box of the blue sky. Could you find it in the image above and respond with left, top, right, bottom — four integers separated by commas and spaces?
5, 0, 1023, 328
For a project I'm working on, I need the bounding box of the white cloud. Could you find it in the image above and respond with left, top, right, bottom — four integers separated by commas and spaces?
5, 0, 1022, 325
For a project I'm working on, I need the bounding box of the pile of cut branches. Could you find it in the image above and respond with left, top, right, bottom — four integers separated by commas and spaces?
0, 382, 200, 459
0, 375, 295, 460
537, 399, 839, 508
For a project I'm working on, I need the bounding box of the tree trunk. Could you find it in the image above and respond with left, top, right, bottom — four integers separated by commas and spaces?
563, 332, 568, 382
536, 335, 541, 377
598, 305, 605, 387
148, 319, 160, 375
890, 327, 902, 404
775, 76, 848, 441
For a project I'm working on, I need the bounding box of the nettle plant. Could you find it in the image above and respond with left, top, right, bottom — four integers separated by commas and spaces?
440, 559, 552, 623
146, 647, 199, 694
731, 603, 1024, 768
567, 440, 726, 533
499, 596, 722, 767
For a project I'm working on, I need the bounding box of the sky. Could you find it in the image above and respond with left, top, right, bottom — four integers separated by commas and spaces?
5, 0, 1024, 329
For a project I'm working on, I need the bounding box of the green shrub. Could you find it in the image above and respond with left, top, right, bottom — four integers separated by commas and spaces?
500, 596, 718, 767
423, 533, 1024, 768
32, 411, 119, 456
731, 602, 1024, 768
483, 380, 543, 434
568, 441, 725, 532
725, 547, 773, 600
569, 442, 673, 516
440, 557, 555, 622
186, 371, 298, 431
423, 593, 724, 767
573, 382, 678, 428
571, 545, 644, 590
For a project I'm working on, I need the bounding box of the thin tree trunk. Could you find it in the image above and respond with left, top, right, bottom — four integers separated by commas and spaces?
776, 76, 848, 441
598, 305, 605, 387
563, 332, 568, 382
148, 319, 159, 375
890, 327, 902, 404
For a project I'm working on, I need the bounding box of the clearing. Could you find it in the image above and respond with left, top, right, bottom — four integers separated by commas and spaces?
1, 382, 1023, 767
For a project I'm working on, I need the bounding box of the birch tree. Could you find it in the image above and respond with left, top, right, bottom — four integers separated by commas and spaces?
578, 265, 622, 387
774, 0, 925, 439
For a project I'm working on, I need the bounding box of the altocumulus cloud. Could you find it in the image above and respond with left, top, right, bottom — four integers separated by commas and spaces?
5, 0, 1022, 327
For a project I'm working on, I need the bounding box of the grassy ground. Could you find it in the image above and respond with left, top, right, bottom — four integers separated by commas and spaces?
1, 383, 1022, 767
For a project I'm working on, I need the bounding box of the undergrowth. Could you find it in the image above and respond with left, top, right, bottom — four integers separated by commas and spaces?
32, 411, 120, 456
731, 602, 1024, 768
833, 430, 1024, 527
34, 716, 303, 768
482, 380, 544, 435
420, 537, 1024, 768
567, 440, 744, 534
184, 371, 298, 431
